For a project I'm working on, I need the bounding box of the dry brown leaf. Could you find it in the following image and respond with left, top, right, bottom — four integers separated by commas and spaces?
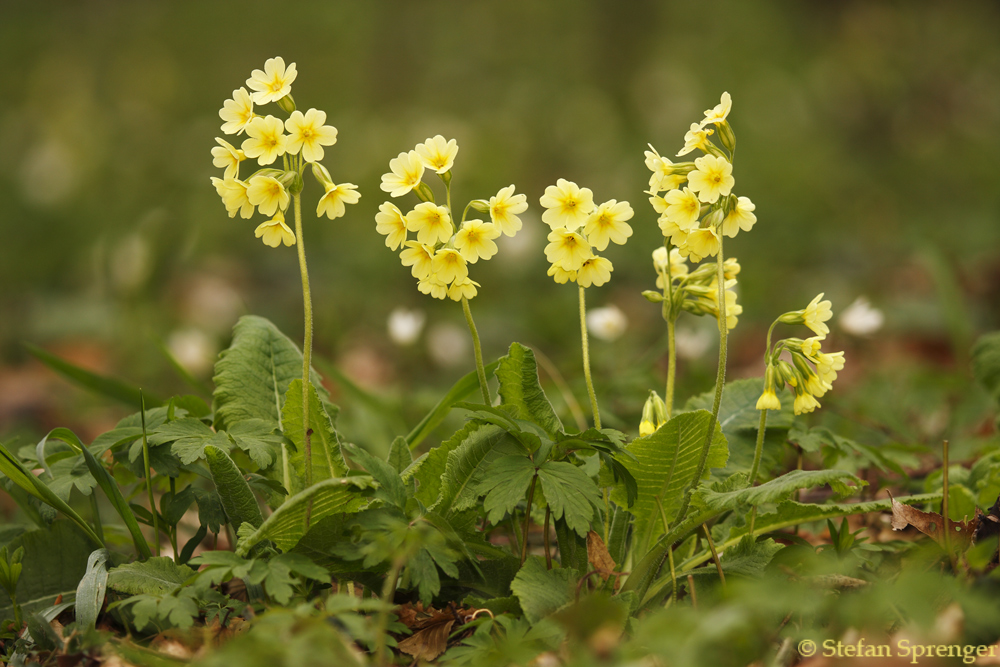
889, 493, 980, 552
586, 531, 617, 583
397, 617, 455, 661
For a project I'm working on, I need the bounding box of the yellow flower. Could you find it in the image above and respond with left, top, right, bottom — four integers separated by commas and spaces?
645, 149, 687, 192
687, 155, 734, 204
657, 218, 691, 247
241, 116, 288, 166
544, 229, 592, 271
815, 351, 845, 387
375, 202, 408, 250
448, 277, 480, 302
489, 185, 528, 236
662, 188, 701, 231
756, 388, 781, 411
703, 278, 741, 330
219, 88, 255, 135
246, 57, 297, 105
405, 202, 452, 245
381, 151, 425, 197
212, 177, 255, 219
539, 179, 595, 231
792, 389, 821, 415
254, 212, 296, 248
285, 109, 338, 163
316, 182, 360, 220
430, 248, 468, 284
653, 247, 688, 288
454, 220, 500, 263
417, 275, 449, 300
547, 264, 577, 284
400, 242, 435, 280
212, 138, 245, 179
584, 200, 634, 251
803, 293, 833, 337
799, 336, 824, 359
680, 227, 720, 263
700, 92, 732, 127
723, 257, 741, 280
677, 123, 714, 157
246, 175, 289, 216
414, 135, 458, 174
576, 255, 613, 288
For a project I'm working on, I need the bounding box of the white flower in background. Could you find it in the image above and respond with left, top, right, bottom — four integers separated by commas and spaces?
586, 305, 628, 342
427, 322, 469, 367
166, 328, 217, 376
839, 296, 884, 336
387, 307, 426, 346
675, 325, 713, 360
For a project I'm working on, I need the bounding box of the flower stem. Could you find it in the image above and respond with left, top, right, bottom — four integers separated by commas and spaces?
520, 473, 538, 566
293, 193, 314, 488
579, 285, 602, 429
666, 318, 676, 420
675, 235, 727, 522
748, 408, 768, 487
462, 297, 491, 405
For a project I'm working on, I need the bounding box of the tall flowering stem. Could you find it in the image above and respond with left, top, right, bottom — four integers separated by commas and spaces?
662, 241, 677, 419
748, 320, 779, 487
579, 285, 602, 429
292, 191, 314, 487
462, 296, 491, 405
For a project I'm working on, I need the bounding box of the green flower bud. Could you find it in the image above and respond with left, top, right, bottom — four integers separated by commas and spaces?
642, 290, 665, 303
276, 93, 296, 114
414, 182, 436, 203
717, 120, 736, 154
311, 162, 333, 188
639, 390, 667, 436
469, 199, 490, 213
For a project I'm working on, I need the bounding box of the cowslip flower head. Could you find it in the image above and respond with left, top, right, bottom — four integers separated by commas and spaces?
584, 200, 634, 251
700, 92, 732, 127
316, 183, 360, 220
254, 211, 296, 248
489, 185, 528, 236
212, 138, 245, 179
219, 87, 255, 135
540, 179, 595, 231
677, 123, 714, 156
242, 115, 288, 166
430, 248, 468, 284
681, 227, 720, 263
405, 202, 452, 245
687, 155, 735, 204
722, 196, 756, 237
545, 229, 592, 272
415, 135, 458, 174
576, 255, 613, 288
547, 264, 577, 284
653, 247, 689, 288
212, 177, 255, 219
285, 109, 338, 163
375, 202, 408, 250
662, 188, 702, 231
381, 151, 425, 197
400, 242, 435, 280
246, 174, 289, 216
803, 293, 833, 336
793, 388, 821, 415
454, 220, 500, 263
448, 277, 480, 302
246, 57, 297, 105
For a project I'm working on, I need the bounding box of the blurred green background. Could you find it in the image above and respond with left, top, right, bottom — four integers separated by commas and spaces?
2, 0, 999, 452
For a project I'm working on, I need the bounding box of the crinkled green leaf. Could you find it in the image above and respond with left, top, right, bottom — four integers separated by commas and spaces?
495, 343, 564, 438
684, 378, 794, 432
107, 557, 195, 595
228, 418, 284, 469
510, 557, 576, 624
476, 456, 536, 525
538, 461, 602, 537
436, 424, 523, 517
282, 379, 348, 494
692, 469, 866, 513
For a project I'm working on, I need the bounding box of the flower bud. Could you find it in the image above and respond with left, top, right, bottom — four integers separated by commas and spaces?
415, 182, 435, 203
276, 93, 296, 114
311, 162, 333, 187
702, 207, 725, 230
640, 391, 668, 436
469, 199, 490, 213
278, 170, 304, 195
642, 290, 665, 303
440, 170, 453, 185
778, 311, 805, 326
717, 121, 736, 154
775, 359, 798, 388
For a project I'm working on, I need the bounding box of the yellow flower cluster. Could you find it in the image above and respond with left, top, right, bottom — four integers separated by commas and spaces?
539, 179, 633, 287
639, 391, 668, 436
644, 92, 755, 263
757, 295, 845, 415
376, 136, 527, 301
210, 57, 360, 248
646, 249, 743, 331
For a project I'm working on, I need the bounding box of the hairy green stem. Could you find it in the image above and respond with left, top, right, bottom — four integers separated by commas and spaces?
374, 557, 404, 666
462, 297, 491, 404
703, 524, 726, 589
662, 239, 677, 419
520, 474, 538, 566
748, 408, 768, 488
544, 507, 553, 570
293, 193, 314, 488
169, 477, 179, 561
579, 285, 602, 429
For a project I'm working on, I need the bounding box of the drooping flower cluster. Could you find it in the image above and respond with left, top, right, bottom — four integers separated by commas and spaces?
210, 57, 360, 248
539, 179, 634, 287
376, 136, 527, 302
645, 92, 755, 264
644, 247, 743, 331
757, 294, 845, 415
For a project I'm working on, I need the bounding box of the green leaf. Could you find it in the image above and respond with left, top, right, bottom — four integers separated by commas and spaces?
0, 521, 93, 621
609, 410, 728, 553
107, 557, 197, 596
510, 557, 576, 624
24, 343, 162, 408
45, 455, 99, 501
685, 377, 795, 433
692, 535, 783, 579
537, 461, 602, 537
436, 424, 523, 517
386, 436, 412, 474
228, 418, 284, 469
342, 442, 407, 509
205, 444, 264, 532
495, 343, 564, 438
973, 331, 1000, 406
405, 422, 477, 508
282, 379, 348, 494
149, 418, 216, 464
235, 476, 371, 556
125, 589, 200, 631
476, 456, 537, 524
75, 549, 111, 631
692, 469, 866, 513
405, 359, 501, 449
212, 315, 327, 431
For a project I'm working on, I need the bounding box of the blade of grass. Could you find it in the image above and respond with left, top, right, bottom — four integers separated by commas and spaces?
25, 343, 163, 407
140, 393, 160, 558
406, 359, 501, 450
